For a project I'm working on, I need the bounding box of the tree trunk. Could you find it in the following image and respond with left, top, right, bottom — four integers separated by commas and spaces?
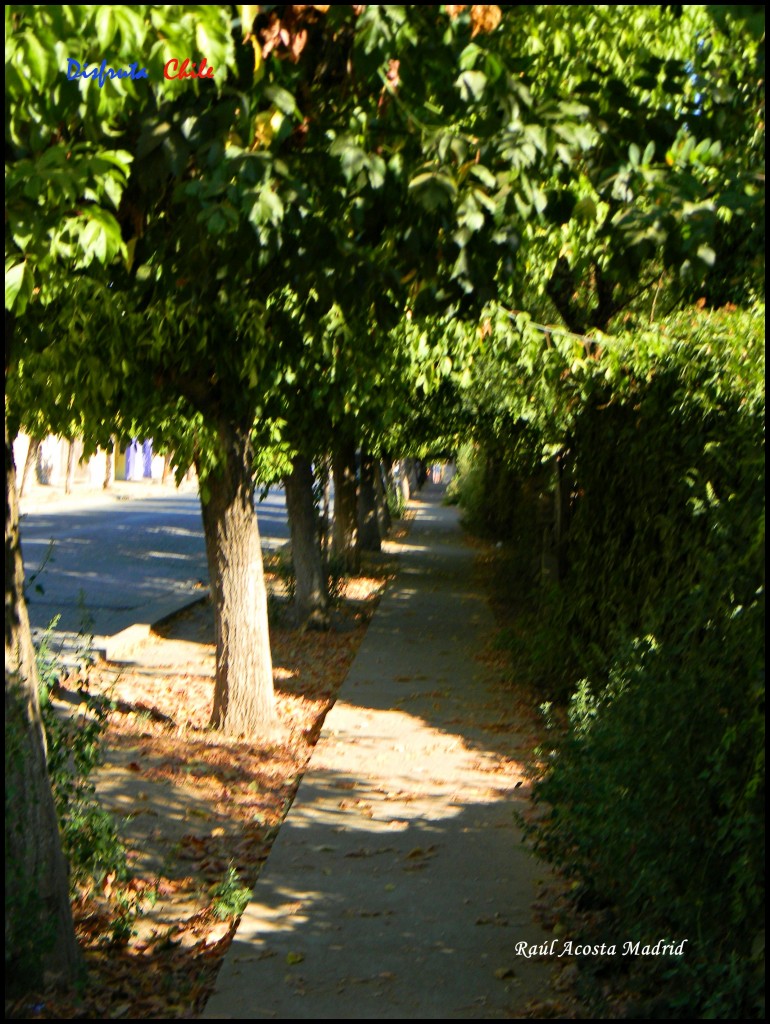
197, 426, 275, 736
382, 453, 395, 496
5, 415, 80, 991
19, 436, 41, 497
65, 438, 76, 495
373, 458, 391, 537
103, 436, 116, 490
404, 457, 418, 495
554, 449, 573, 582
284, 455, 329, 629
358, 451, 381, 552
318, 456, 332, 563
332, 440, 360, 574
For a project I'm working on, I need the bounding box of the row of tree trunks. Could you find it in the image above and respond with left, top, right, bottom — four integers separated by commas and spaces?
5, 415, 81, 990
197, 424, 275, 736
284, 454, 329, 629
286, 448, 401, 629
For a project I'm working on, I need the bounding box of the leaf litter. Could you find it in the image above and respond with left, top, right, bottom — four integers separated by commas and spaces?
7, 555, 395, 1020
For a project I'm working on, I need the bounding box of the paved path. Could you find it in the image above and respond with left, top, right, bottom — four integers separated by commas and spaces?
202, 485, 553, 1020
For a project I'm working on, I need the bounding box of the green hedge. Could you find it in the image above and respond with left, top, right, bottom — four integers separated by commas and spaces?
458, 303, 765, 1016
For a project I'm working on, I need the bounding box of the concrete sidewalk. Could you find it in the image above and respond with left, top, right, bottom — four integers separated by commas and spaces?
201, 485, 554, 1020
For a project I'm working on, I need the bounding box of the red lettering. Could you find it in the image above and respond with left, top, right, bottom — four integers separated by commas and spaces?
198, 56, 215, 79
163, 57, 216, 81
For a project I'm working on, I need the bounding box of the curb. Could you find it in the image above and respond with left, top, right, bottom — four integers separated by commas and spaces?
95, 589, 210, 662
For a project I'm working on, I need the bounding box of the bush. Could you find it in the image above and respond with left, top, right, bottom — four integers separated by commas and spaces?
524, 304, 765, 1016
36, 623, 128, 890
386, 483, 407, 520
448, 440, 522, 539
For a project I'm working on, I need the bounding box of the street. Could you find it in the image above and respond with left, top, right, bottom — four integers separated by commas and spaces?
20, 488, 289, 641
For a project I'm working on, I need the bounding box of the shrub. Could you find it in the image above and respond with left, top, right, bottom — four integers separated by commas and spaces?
36, 622, 128, 890
449, 440, 522, 539
525, 304, 765, 1016
209, 864, 251, 920
386, 483, 407, 519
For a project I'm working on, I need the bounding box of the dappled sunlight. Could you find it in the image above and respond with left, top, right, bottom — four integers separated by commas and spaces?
301, 699, 530, 819
202, 489, 551, 1018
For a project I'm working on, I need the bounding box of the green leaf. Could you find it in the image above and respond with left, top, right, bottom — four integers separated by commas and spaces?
696, 245, 716, 267
21, 31, 49, 84
469, 165, 497, 190
330, 138, 369, 184
95, 7, 116, 49
457, 195, 484, 232
264, 85, 298, 117
5, 260, 32, 313
408, 172, 457, 212
456, 70, 487, 102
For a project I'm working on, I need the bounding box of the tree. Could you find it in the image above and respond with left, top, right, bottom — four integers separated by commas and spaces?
14, 4, 761, 745
8, 4, 591, 731
33, 5, 522, 680
5, 2, 236, 980
487, 4, 765, 329
5, 398, 81, 990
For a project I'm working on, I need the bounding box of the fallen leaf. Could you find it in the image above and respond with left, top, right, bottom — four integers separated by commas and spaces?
286, 951, 305, 965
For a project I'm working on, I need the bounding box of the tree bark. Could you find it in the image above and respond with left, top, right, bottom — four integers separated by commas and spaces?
284, 455, 329, 629
65, 438, 76, 494
358, 450, 381, 552
554, 449, 574, 582
332, 439, 360, 573
318, 456, 332, 563
19, 436, 41, 497
197, 426, 275, 736
103, 436, 116, 490
373, 458, 391, 537
404, 457, 418, 495
5, 416, 80, 991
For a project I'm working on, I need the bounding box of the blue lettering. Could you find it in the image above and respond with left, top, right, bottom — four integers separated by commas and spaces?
65, 58, 150, 85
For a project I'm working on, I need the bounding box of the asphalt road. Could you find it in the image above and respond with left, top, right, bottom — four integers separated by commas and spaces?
20, 488, 289, 642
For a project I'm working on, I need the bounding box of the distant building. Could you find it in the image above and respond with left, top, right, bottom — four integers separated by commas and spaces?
13, 432, 165, 489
